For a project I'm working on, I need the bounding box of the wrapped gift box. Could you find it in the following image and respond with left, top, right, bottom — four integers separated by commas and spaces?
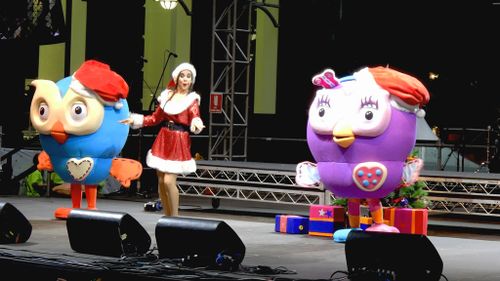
308, 205, 345, 237
394, 208, 428, 235
360, 216, 373, 230
383, 207, 396, 226
275, 215, 309, 234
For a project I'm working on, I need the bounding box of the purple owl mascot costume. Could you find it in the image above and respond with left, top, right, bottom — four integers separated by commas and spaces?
296, 66, 430, 240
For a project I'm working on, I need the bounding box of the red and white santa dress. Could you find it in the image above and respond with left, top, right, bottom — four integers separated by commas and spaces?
129, 89, 203, 175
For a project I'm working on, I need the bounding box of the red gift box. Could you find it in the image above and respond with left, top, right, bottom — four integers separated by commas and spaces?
309, 205, 345, 222
383, 207, 396, 226
308, 205, 345, 237
393, 208, 428, 235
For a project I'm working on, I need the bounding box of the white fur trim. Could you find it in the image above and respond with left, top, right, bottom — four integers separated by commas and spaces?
416, 109, 426, 118
70, 78, 95, 98
70, 77, 117, 107
390, 96, 420, 114
146, 150, 197, 175
130, 113, 144, 129
157, 89, 172, 104
159, 91, 201, 115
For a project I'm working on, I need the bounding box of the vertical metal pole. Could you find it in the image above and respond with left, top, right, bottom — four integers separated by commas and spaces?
229, 0, 236, 159
64, 0, 72, 76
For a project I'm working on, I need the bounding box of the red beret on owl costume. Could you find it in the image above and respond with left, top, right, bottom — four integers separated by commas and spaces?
70, 60, 129, 109
368, 66, 430, 117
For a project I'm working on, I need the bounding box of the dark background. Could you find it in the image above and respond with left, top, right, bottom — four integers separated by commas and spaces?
2, 0, 500, 164
195, 0, 500, 164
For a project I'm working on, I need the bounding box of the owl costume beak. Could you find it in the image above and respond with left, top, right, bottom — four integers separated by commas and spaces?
51, 120, 69, 144
333, 121, 355, 148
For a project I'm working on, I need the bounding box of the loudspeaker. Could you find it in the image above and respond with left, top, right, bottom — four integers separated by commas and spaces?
155, 217, 246, 270
345, 230, 443, 281
0, 202, 32, 244
66, 209, 151, 257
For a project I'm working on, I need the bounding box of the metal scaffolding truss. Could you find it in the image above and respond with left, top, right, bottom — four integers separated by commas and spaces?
177, 161, 328, 206
421, 177, 500, 196
177, 161, 500, 218
426, 198, 500, 217
420, 173, 500, 217
207, 0, 279, 161
208, 0, 253, 160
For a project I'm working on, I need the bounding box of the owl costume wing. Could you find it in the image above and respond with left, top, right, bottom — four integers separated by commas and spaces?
110, 158, 143, 187
296, 161, 321, 188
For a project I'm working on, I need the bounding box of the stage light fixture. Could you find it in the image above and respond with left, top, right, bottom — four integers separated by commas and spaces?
157, 0, 178, 10
155, 0, 192, 16
428, 71, 439, 80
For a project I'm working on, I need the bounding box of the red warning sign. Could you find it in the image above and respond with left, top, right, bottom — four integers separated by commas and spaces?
209, 93, 223, 113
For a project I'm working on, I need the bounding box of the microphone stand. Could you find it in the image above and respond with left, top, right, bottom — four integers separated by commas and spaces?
149, 51, 176, 111
137, 51, 175, 198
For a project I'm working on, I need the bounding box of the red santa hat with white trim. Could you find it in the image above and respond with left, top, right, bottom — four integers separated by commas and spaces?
70, 60, 129, 109
172, 62, 197, 85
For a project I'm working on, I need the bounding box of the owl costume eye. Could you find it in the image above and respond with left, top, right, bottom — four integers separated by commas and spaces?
70, 102, 88, 121
38, 102, 50, 121
308, 89, 338, 134
61, 87, 105, 135
30, 79, 62, 135
351, 91, 392, 137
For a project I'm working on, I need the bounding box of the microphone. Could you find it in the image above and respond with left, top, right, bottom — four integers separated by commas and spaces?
168, 50, 178, 58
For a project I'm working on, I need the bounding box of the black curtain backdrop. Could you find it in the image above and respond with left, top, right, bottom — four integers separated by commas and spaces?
192, 0, 500, 163
2, 0, 499, 163
0, 0, 65, 148
85, 0, 146, 193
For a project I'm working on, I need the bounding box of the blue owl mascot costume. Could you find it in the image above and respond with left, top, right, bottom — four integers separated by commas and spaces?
30, 60, 143, 219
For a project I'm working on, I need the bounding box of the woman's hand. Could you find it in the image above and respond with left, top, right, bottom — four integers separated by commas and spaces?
190, 118, 205, 134
119, 117, 133, 125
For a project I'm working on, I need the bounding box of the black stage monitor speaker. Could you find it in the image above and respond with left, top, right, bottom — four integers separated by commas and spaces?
155, 217, 246, 270
345, 230, 443, 281
66, 209, 151, 257
0, 202, 32, 244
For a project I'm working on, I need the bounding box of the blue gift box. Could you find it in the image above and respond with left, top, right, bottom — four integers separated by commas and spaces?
275, 215, 309, 234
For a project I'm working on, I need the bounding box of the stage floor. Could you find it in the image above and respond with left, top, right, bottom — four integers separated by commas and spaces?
1, 195, 500, 281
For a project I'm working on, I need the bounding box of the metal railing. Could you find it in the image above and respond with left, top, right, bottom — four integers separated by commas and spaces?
419, 170, 500, 217
177, 160, 328, 206
178, 160, 500, 217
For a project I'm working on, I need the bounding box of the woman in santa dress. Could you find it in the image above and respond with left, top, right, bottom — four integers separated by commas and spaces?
121, 62, 204, 216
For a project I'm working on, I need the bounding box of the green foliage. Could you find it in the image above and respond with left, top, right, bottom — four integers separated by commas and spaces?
384, 150, 429, 208
332, 197, 348, 207
386, 180, 429, 208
